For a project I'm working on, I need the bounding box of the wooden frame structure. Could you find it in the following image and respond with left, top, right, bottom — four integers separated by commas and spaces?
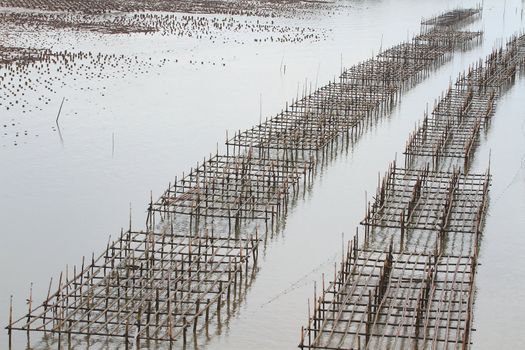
6, 7, 488, 349
300, 22, 525, 350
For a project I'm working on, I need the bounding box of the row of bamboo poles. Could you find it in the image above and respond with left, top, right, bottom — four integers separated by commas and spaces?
6, 7, 487, 350
405, 35, 525, 172
149, 7, 484, 236
299, 14, 525, 350
225, 18, 482, 161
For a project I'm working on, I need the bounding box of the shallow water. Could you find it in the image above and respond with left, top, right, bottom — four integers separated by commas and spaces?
1, 0, 524, 349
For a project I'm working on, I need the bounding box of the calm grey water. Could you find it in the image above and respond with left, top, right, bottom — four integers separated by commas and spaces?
1, 0, 524, 348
